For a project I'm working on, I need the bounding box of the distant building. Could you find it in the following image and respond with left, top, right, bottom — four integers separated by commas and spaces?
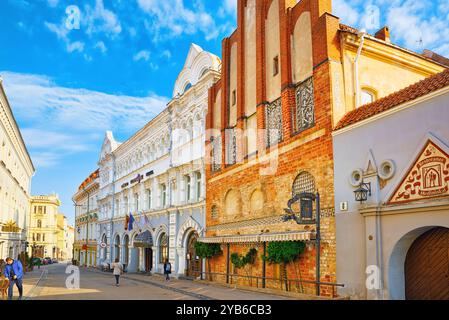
56, 214, 73, 261
28, 195, 62, 259
66, 225, 75, 261
0, 78, 35, 260
72, 169, 99, 266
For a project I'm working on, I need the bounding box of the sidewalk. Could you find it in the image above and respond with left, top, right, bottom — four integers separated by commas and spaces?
7, 267, 48, 300
86, 268, 299, 300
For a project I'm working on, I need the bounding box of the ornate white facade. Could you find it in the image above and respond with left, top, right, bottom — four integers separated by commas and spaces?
0, 78, 35, 260
72, 169, 99, 266
96, 44, 221, 277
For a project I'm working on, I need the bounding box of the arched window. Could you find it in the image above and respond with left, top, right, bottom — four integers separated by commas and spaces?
37, 220, 42, 228
292, 171, 316, 196
361, 89, 376, 106
159, 232, 168, 263
211, 205, 218, 219
184, 82, 192, 93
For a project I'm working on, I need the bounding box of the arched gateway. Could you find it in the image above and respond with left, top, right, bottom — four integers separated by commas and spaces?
133, 230, 154, 273
405, 227, 449, 300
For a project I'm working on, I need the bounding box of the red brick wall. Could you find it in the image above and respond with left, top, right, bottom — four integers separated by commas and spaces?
205, 0, 339, 297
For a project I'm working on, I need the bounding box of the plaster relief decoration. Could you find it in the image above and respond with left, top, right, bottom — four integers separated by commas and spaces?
389, 140, 449, 204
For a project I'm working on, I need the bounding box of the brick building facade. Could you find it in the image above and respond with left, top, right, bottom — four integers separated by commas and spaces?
201, 0, 446, 297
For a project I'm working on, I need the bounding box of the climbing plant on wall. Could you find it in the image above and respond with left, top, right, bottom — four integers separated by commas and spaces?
263, 241, 306, 291
195, 242, 222, 281
231, 248, 257, 285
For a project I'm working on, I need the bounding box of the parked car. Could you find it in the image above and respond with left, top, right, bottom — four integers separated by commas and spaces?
52, 259, 58, 264
32, 258, 43, 266
44, 257, 53, 265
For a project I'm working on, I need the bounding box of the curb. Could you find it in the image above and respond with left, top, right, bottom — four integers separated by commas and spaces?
24, 269, 48, 300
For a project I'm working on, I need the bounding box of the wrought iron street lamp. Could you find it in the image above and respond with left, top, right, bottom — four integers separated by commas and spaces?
354, 181, 371, 203
283, 191, 321, 296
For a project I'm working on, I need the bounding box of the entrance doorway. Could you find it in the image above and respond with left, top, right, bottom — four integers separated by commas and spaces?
186, 232, 201, 278
405, 227, 449, 300
145, 248, 153, 273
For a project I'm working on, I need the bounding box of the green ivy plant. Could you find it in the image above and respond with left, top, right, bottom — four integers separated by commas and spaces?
262, 241, 306, 291
231, 248, 257, 285
195, 242, 223, 281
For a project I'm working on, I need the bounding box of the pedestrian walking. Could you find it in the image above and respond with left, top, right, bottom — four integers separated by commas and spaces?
163, 259, 171, 281
3, 257, 24, 300
112, 258, 123, 287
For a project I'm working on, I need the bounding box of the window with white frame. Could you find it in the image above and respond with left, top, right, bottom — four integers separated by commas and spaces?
196, 172, 202, 201
134, 193, 139, 212
160, 184, 167, 208
147, 189, 152, 210
185, 175, 191, 202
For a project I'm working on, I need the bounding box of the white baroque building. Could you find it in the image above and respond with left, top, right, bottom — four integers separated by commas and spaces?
0, 77, 35, 260
97, 44, 221, 277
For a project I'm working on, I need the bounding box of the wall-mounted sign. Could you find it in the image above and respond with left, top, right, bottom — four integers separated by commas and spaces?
100, 242, 107, 248
121, 182, 129, 189
146, 170, 154, 177
131, 174, 144, 184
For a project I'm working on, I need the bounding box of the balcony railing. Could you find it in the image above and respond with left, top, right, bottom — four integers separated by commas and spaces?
226, 128, 237, 166
211, 136, 222, 172
265, 98, 283, 147
293, 76, 315, 134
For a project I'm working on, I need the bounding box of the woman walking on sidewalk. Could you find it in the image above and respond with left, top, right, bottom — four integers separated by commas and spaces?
163, 259, 171, 281
112, 258, 123, 287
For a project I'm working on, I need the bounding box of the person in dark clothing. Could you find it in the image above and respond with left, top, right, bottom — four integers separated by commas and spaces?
163, 259, 171, 281
4, 257, 24, 300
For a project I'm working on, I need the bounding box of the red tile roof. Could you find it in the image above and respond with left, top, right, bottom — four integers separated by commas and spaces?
78, 169, 100, 191
335, 68, 449, 130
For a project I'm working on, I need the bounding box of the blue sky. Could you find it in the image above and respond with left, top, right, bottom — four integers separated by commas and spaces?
0, 0, 448, 226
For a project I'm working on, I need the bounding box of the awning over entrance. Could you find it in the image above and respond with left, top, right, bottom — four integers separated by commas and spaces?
199, 231, 314, 244
133, 231, 153, 248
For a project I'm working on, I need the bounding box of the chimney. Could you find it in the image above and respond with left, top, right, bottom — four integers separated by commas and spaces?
375, 26, 390, 43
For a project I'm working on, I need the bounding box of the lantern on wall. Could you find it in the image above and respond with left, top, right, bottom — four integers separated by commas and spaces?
354, 181, 371, 203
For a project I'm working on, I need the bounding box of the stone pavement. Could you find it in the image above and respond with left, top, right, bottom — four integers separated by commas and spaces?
21, 263, 293, 300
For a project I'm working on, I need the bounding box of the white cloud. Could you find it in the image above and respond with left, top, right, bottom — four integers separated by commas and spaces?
67, 41, 85, 53
133, 50, 151, 62
220, 0, 237, 17
333, 0, 360, 26
47, 0, 59, 8
45, 21, 69, 41
160, 50, 171, 59
0, 71, 169, 167
94, 41, 107, 53
83, 0, 122, 38
137, 0, 223, 42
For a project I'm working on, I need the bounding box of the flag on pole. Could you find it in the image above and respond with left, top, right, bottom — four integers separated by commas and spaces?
124, 214, 130, 231
128, 213, 135, 231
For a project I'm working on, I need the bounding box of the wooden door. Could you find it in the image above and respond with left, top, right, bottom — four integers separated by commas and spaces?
145, 248, 153, 272
405, 227, 449, 300
186, 232, 201, 278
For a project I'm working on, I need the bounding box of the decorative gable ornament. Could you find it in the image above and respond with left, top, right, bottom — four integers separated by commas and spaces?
389, 140, 449, 204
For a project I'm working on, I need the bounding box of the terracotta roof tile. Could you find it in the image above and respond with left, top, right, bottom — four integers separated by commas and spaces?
335, 68, 449, 130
